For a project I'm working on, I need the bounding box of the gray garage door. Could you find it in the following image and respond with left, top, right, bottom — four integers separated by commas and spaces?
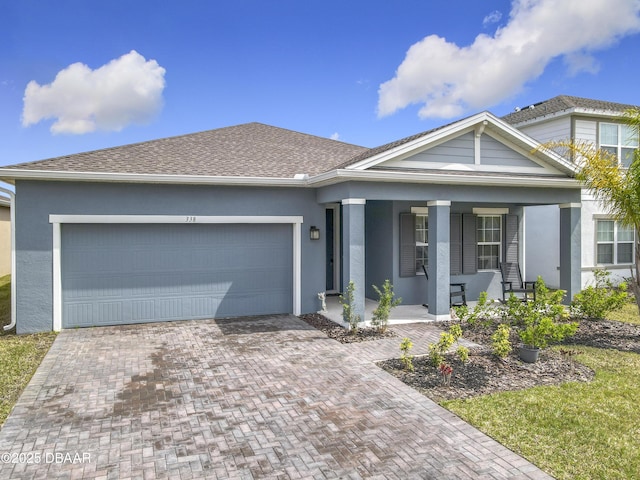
61, 223, 293, 328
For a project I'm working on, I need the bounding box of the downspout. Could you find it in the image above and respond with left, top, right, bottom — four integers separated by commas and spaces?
0, 186, 15, 331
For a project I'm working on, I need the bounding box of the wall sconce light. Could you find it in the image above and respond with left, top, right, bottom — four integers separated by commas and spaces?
310, 226, 320, 240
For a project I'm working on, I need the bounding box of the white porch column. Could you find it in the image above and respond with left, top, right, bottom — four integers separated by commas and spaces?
427, 200, 451, 318
342, 198, 366, 323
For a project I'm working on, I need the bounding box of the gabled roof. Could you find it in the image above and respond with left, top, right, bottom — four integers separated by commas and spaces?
0, 114, 579, 189
337, 111, 576, 176
502, 95, 639, 126
0, 122, 367, 179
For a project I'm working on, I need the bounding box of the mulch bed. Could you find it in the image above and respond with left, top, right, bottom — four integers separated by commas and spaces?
300, 312, 640, 401
378, 347, 594, 402
299, 313, 397, 343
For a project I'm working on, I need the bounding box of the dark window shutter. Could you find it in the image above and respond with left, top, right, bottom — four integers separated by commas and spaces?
504, 214, 519, 264
400, 213, 416, 277
462, 214, 477, 274
450, 214, 462, 275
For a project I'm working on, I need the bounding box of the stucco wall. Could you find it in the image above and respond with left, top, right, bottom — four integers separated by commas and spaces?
0, 205, 10, 277
15, 181, 326, 333
364, 200, 526, 306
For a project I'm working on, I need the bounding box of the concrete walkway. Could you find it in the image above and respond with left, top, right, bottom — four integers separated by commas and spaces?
0, 316, 552, 479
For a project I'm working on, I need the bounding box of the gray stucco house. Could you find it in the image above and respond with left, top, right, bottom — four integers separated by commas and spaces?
0, 112, 582, 334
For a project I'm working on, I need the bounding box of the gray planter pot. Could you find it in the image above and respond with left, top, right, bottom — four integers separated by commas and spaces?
519, 345, 541, 363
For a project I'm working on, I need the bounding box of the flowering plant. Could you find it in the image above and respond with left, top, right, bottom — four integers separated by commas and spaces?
439, 363, 453, 385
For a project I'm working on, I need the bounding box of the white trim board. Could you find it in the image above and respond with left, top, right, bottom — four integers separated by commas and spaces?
49, 214, 303, 331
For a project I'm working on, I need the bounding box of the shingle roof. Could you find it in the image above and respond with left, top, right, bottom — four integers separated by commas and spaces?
502, 95, 639, 125
2, 123, 368, 178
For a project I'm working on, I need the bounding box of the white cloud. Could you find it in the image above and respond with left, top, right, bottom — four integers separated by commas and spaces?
22, 50, 166, 134
483, 10, 502, 27
378, 0, 640, 119
330, 132, 340, 140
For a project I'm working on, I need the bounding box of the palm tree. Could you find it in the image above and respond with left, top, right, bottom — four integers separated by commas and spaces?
544, 108, 640, 313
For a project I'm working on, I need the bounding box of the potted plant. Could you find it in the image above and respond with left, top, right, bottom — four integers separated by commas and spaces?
518, 316, 578, 363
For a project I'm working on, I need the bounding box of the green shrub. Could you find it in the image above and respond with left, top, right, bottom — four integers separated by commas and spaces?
492, 324, 513, 358
339, 281, 361, 333
429, 324, 463, 367
507, 277, 567, 327
456, 345, 469, 363
519, 316, 578, 349
571, 269, 628, 320
400, 337, 414, 372
371, 280, 402, 333
456, 291, 498, 326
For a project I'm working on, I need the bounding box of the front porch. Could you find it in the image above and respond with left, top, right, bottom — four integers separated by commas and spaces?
321, 295, 479, 327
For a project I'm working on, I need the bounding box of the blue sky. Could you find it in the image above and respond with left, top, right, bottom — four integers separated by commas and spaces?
1, 0, 639, 166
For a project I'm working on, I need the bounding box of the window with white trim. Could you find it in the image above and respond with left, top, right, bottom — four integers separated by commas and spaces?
596, 219, 635, 265
415, 214, 428, 273
477, 215, 502, 270
600, 123, 639, 168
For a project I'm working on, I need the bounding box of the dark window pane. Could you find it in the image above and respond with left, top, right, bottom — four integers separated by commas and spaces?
597, 244, 613, 264
618, 243, 633, 264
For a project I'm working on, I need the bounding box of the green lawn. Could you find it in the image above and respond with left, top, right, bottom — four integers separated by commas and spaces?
607, 301, 640, 324
441, 303, 640, 480
0, 276, 56, 425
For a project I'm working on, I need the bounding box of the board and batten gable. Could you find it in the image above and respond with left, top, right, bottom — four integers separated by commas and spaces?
13, 180, 326, 333
375, 130, 564, 176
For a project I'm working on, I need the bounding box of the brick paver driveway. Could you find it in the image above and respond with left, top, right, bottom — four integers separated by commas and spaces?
0, 315, 552, 479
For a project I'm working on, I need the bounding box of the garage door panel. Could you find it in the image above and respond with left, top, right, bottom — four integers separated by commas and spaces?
61, 223, 293, 328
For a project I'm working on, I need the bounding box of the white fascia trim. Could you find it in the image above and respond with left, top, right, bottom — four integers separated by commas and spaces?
0, 169, 308, 187
559, 203, 582, 209
341, 198, 366, 205
49, 214, 303, 224
427, 200, 451, 207
380, 160, 554, 175
49, 214, 303, 331
308, 169, 581, 189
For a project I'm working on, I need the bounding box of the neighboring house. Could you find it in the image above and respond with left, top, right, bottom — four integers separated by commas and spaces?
503, 95, 640, 289
0, 114, 582, 334
0, 197, 10, 277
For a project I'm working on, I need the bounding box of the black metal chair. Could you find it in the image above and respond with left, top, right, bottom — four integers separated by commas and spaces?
421, 265, 467, 307
499, 262, 536, 302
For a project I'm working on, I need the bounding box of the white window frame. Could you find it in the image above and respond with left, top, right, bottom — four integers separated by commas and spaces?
595, 218, 635, 266
411, 207, 428, 275
477, 215, 502, 271
599, 122, 639, 168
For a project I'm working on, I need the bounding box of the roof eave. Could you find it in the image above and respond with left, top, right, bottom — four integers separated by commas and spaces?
0, 169, 309, 187
508, 107, 627, 128
308, 169, 581, 189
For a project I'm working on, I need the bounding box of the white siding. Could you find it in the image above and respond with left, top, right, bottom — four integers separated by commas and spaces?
574, 119, 597, 143
519, 118, 571, 143
580, 191, 629, 287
